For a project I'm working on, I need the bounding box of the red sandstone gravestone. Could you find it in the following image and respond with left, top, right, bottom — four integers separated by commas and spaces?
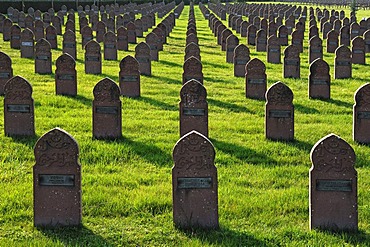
55, 53, 77, 96
63, 30, 76, 60
233, 44, 250, 77
172, 130, 218, 229
146, 32, 159, 61
310, 134, 358, 231
117, 26, 129, 51
93, 77, 122, 139
0, 51, 13, 95
4, 76, 34, 137
185, 42, 201, 61
309, 58, 330, 99
265, 81, 294, 141
103, 31, 117, 61
35, 38, 52, 74
20, 28, 35, 58
267, 34, 281, 64
334, 45, 352, 79
245, 58, 267, 100
351, 36, 365, 65
353, 83, 370, 144
309, 35, 323, 64
284, 45, 300, 79
226, 34, 239, 63
10, 24, 21, 49
33, 127, 81, 227
183, 56, 203, 85
119, 55, 140, 97
85, 40, 101, 74
135, 42, 151, 76
45, 25, 57, 49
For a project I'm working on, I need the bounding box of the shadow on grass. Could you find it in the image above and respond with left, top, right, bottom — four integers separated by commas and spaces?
327, 98, 353, 108
295, 103, 320, 114
159, 60, 182, 68
212, 138, 277, 166
38, 225, 112, 246
180, 227, 269, 246
281, 138, 313, 152
208, 98, 253, 113
203, 76, 228, 84
202, 61, 229, 69
63, 94, 92, 108
150, 74, 181, 84
137, 96, 177, 111
9, 134, 40, 146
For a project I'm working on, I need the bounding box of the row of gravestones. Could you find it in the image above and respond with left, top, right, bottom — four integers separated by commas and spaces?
31, 127, 359, 231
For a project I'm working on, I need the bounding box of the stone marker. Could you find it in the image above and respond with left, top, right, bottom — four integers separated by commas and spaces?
221, 29, 232, 51
55, 53, 77, 96
146, 32, 159, 61
0, 51, 13, 95
340, 25, 350, 47
267, 35, 281, 64
185, 42, 201, 61
278, 25, 289, 46
33, 127, 81, 227
172, 130, 218, 229
183, 56, 203, 84
35, 38, 52, 74
247, 24, 257, 45
93, 77, 122, 139
127, 22, 137, 44
3, 18, 12, 41
284, 45, 300, 79
20, 28, 35, 58
34, 19, 44, 41
135, 42, 151, 76
103, 31, 117, 61
84, 40, 101, 74
226, 34, 239, 63
256, 29, 267, 52
233, 44, 250, 77
353, 83, 370, 144
65, 19, 75, 33
309, 35, 323, 64
119, 55, 140, 97
10, 24, 21, 49
334, 45, 352, 79
45, 25, 58, 49
265, 81, 294, 141
81, 25, 93, 48
96, 21, 106, 43
63, 30, 76, 60
245, 58, 267, 100
4, 76, 34, 136
352, 36, 365, 65
309, 58, 330, 99
117, 26, 128, 51
326, 30, 339, 53
310, 134, 358, 231
179, 79, 208, 137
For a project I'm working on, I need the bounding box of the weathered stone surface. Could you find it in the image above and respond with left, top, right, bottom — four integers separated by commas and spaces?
283, 45, 300, 78
353, 83, 370, 144
226, 34, 239, 63
103, 31, 117, 61
119, 55, 140, 97
309, 58, 330, 99
183, 56, 203, 85
245, 58, 266, 100
309, 35, 323, 64
35, 38, 52, 74
84, 40, 101, 74
55, 53, 77, 96
334, 45, 352, 79
352, 36, 365, 65
0, 51, 13, 95
63, 30, 76, 60
233, 44, 250, 77
135, 42, 151, 76
267, 35, 281, 64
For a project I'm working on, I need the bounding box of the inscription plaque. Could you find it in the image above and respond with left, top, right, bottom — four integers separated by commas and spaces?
86, 56, 99, 61
58, 74, 75, 80
7, 104, 31, 113
183, 108, 205, 116
0, 72, 10, 78
96, 106, 118, 114
312, 79, 327, 85
285, 60, 298, 65
121, 75, 138, 82
316, 179, 352, 192
64, 43, 75, 48
337, 61, 351, 66
39, 174, 75, 186
177, 177, 212, 189
357, 111, 370, 119
36, 55, 49, 60
269, 110, 291, 118
21, 41, 33, 47
248, 78, 265, 84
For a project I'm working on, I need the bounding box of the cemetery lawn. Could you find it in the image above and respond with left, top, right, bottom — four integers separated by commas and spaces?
1, 3, 370, 246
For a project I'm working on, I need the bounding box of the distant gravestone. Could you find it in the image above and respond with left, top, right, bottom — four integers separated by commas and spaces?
352, 37, 365, 65
81, 25, 93, 48
183, 56, 203, 84
278, 25, 288, 46
10, 24, 21, 49
247, 24, 257, 45
3, 18, 13, 41
20, 28, 34, 58
186, 33, 198, 46
172, 130, 218, 229
34, 19, 44, 41
135, 18, 143, 37
35, 38, 52, 74
245, 58, 267, 100
85, 40, 101, 74
33, 127, 82, 227
4, 76, 34, 136
185, 42, 201, 61
0, 52, 13, 95
179, 79, 208, 137
364, 30, 370, 53
326, 30, 339, 53
135, 42, 151, 76
256, 29, 267, 52
63, 30, 76, 60
103, 31, 117, 61
267, 35, 281, 64
309, 58, 330, 99
45, 25, 57, 49
265, 81, 294, 141
309, 35, 323, 64
350, 22, 360, 41
353, 83, 370, 144
233, 44, 250, 77
65, 19, 75, 33
146, 32, 159, 61
310, 134, 358, 231
93, 78, 122, 139
221, 29, 232, 51
52, 16, 62, 35
226, 34, 239, 63
284, 45, 300, 78
117, 26, 128, 51
55, 53, 77, 96
119, 55, 140, 97
127, 22, 137, 44
340, 25, 350, 47
96, 21, 106, 43
334, 45, 352, 79
240, 20, 249, 37
291, 30, 303, 53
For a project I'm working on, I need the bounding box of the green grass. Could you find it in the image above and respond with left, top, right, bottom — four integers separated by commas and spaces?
0, 3, 370, 246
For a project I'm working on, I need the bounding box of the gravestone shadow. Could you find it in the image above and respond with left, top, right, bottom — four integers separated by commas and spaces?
150, 74, 180, 84
294, 103, 320, 114
63, 94, 92, 107
317, 229, 369, 246
326, 98, 352, 108
38, 225, 113, 246
180, 227, 270, 246
138, 96, 177, 111
281, 138, 313, 152
208, 98, 253, 113
9, 135, 39, 146
159, 60, 182, 68
202, 60, 229, 69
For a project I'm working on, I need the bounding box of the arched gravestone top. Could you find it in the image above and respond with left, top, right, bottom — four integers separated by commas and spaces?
35, 38, 51, 52
22, 27, 34, 39
180, 79, 207, 107
63, 29, 76, 41
226, 34, 239, 45
246, 58, 265, 75
183, 56, 202, 74
310, 58, 329, 75
266, 81, 293, 105
268, 34, 280, 45
185, 42, 200, 55
56, 53, 75, 70
335, 45, 351, 58
234, 44, 250, 57
135, 42, 150, 56
310, 134, 355, 173
4, 75, 32, 100
119, 55, 139, 71
85, 39, 101, 53
352, 36, 365, 47
93, 77, 120, 102
0, 52, 12, 71
104, 30, 116, 40
354, 83, 370, 107
34, 127, 79, 167
284, 45, 300, 58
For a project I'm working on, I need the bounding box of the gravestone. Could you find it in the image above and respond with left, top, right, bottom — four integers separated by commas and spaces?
25, 15, 34, 32
34, 19, 44, 42
221, 29, 232, 51
45, 25, 58, 49
103, 31, 117, 61
35, 38, 52, 74
63, 30, 76, 60
226, 34, 239, 63
179, 79, 208, 137
183, 56, 203, 84
93, 78, 122, 139
353, 83, 370, 144
240, 21, 249, 37
340, 25, 350, 47
267, 35, 281, 64
309, 25, 319, 40
309, 58, 330, 99
247, 24, 257, 45
135, 42, 151, 76
291, 30, 303, 53
65, 19, 75, 33
0, 52, 13, 95
20, 28, 34, 58
10, 24, 21, 49
278, 25, 288, 46
326, 30, 339, 53
334, 45, 352, 79
284, 45, 300, 78
217, 24, 226, 45
52, 16, 62, 35
135, 18, 143, 37
172, 130, 218, 229
146, 32, 159, 61
256, 29, 267, 52
4, 76, 34, 136
309, 35, 323, 64
3, 18, 13, 41
81, 26, 93, 48
55, 53, 77, 96
106, 17, 115, 32
245, 58, 267, 100
96, 21, 106, 43
186, 33, 198, 46
310, 134, 358, 231
352, 37, 365, 65
127, 22, 137, 44
322, 22, 332, 39
117, 26, 128, 51
265, 81, 294, 141
233, 44, 250, 77
350, 22, 360, 41
84, 40, 101, 74
364, 30, 370, 53
33, 128, 81, 227
119, 55, 140, 97
185, 42, 201, 61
